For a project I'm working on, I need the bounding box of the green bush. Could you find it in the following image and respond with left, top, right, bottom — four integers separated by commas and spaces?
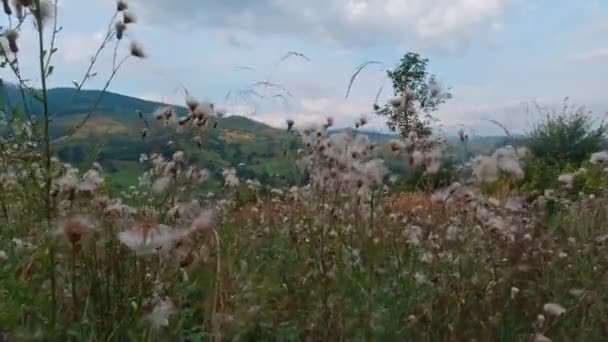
527, 99, 606, 168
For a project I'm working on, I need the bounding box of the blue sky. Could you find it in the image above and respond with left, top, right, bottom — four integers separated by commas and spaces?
4, 0, 608, 135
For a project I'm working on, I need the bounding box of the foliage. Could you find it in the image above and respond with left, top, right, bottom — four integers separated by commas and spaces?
521, 155, 565, 192
3, 1, 608, 341
527, 100, 607, 168
376, 52, 452, 139
398, 156, 459, 192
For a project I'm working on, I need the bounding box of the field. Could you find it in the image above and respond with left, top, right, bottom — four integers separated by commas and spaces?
3, 113, 608, 340
2, 1, 608, 341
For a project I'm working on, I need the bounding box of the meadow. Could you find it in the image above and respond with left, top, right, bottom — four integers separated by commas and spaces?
1, 1, 608, 341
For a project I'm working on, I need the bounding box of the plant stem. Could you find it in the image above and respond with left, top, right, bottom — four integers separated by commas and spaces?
52, 55, 130, 144
34, 0, 56, 327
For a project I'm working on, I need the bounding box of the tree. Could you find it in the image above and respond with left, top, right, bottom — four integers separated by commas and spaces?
376, 52, 452, 139
527, 99, 607, 167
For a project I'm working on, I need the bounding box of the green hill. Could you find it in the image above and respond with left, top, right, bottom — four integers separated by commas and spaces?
1, 85, 299, 191
0, 85, 512, 191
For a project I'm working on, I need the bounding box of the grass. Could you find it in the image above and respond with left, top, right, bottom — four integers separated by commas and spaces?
1, 1, 608, 340
3, 120, 608, 340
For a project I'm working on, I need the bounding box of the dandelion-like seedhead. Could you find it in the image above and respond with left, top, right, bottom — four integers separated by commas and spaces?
590, 151, 608, 165
123, 11, 136, 24
115, 21, 127, 40
130, 41, 145, 58
145, 298, 175, 329
543, 303, 566, 317
61, 215, 94, 244
5, 30, 18, 53
117, 0, 128, 12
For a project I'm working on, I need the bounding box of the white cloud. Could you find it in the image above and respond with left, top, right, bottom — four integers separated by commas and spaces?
569, 49, 608, 62
251, 95, 385, 130
57, 31, 105, 64
132, 0, 508, 49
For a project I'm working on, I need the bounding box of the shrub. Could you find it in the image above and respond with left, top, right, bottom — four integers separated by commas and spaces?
527, 99, 607, 168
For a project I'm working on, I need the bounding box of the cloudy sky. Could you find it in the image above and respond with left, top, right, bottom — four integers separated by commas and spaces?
5, 0, 608, 135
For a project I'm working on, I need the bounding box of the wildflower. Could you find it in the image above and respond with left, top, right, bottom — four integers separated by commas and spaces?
535, 314, 545, 327
139, 153, 148, 163
153, 106, 176, 126
429, 79, 441, 97
92, 162, 103, 172
286, 119, 295, 132
358, 115, 368, 127
590, 151, 608, 164
55, 168, 80, 192
389, 96, 403, 108
12, 238, 32, 251
117, 0, 128, 11
115, 21, 127, 40
194, 135, 202, 147
2, 0, 11, 15
215, 107, 226, 118
31, 0, 54, 25
185, 94, 199, 112
172, 151, 185, 163
123, 11, 136, 24
534, 334, 552, 342
558, 173, 574, 189
445, 225, 461, 242
458, 129, 468, 143
130, 41, 145, 58
118, 221, 175, 255
504, 198, 523, 211
389, 139, 405, 153
409, 150, 424, 168
5, 30, 18, 53
543, 303, 566, 317
568, 288, 584, 297
78, 169, 103, 193
193, 101, 213, 118
0, 250, 7, 262
424, 148, 442, 174
152, 176, 172, 193
222, 168, 239, 187
473, 156, 498, 183
405, 225, 422, 246
104, 199, 137, 217
497, 157, 524, 179
145, 298, 175, 329
62, 215, 94, 245
358, 159, 386, 186
192, 169, 209, 183
189, 209, 216, 236
414, 272, 428, 285
12, 0, 25, 20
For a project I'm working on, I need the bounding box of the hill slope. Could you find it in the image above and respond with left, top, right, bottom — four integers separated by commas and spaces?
0, 85, 511, 190
1, 85, 298, 189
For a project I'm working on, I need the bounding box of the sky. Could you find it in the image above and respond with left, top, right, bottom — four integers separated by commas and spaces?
3, 0, 608, 135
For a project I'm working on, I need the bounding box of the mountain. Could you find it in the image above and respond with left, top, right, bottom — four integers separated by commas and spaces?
0, 85, 512, 191
2, 85, 168, 117
0, 85, 301, 190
